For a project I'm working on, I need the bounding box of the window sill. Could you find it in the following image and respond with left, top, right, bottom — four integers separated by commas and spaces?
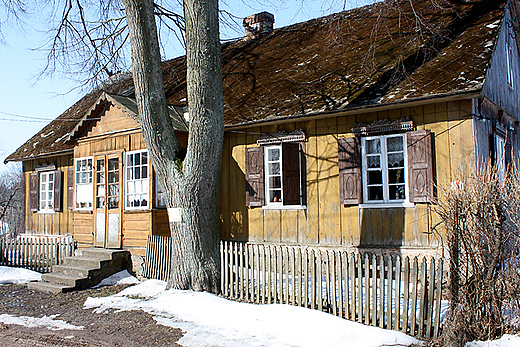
359, 202, 414, 209
124, 208, 151, 213
37, 210, 56, 214
262, 205, 307, 210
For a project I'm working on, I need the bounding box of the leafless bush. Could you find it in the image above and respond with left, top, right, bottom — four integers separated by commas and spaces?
0, 164, 23, 238
435, 164, 520, 346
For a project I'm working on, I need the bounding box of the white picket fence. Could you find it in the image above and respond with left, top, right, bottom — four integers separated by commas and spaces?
220, 241, 445, 339
0, 234, 75, 273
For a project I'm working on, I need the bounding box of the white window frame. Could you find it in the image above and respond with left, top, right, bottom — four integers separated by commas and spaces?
39, 171, 55, 212
361, 134, 411, 207
75, 157, 93, 210
125, 150, 150, 210
506, 41, 514, 89
495, 134, 506, 182
264, 145, 284, 207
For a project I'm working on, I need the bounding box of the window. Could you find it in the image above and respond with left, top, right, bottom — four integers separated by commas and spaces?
338, 130, 433, 206
125, 150, 149, 209
75, 157, 93, 209
246, 142, 305, 208
506, 41, 514, 88
362, 134, 407, 203
40, 171, 55, 211
155, 173, 166, 208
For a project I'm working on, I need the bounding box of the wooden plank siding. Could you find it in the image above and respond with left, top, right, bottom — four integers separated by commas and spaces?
219, 100, 476, 249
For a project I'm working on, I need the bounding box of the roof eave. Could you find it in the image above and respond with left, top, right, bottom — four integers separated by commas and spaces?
4, 149, 74, 164
225, 89, 483, 130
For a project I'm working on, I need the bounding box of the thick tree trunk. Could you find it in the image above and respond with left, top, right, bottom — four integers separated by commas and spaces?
167, 0, 223, 292
122, 0, 223, 293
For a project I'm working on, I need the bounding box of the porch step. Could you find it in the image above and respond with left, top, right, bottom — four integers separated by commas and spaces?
27, 248, 130, 293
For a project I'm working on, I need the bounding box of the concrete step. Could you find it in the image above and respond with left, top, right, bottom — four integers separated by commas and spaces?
78, 248, 128, 260
41, 273, 86, 287
27, 281, 75, 294
51, 264, 96, 278
62, 256, 107, 268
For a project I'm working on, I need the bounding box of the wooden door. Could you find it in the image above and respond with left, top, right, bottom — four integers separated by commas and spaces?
94, 153, 123, 248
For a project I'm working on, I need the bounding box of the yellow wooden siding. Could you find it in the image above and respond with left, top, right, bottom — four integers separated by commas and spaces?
72, 212, 93, 247
219, 100, 476, 249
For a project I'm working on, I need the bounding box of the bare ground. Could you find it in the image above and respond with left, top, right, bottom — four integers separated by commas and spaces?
0, 283, 183, 346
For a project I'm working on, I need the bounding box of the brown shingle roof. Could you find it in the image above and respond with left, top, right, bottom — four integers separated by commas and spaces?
6, 0, 505, 162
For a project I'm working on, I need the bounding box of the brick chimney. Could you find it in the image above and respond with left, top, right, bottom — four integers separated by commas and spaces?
243, 12, 275, 41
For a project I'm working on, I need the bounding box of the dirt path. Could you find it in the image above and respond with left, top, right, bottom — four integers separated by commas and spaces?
0, 284, 183, 346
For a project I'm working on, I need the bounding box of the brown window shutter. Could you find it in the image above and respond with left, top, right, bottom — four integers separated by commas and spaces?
246, 147, 264, 207
282, 142, 301, 205
338, 137, 362, 205
67, 167, 75, 210
407, 130, 434, 203
29, 172, 39, 212
54, 170, 63, 212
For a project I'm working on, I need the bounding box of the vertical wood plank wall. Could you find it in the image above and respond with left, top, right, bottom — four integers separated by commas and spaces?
219, 100, 475, 248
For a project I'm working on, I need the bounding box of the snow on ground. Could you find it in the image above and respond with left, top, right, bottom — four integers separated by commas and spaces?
85, 279, 422, 347
0, 265, 41, 284
0, 314, 84, 330
466, 334, 520, 347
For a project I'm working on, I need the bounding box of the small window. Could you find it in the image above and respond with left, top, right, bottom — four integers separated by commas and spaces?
75, 157, 93, 210
506, 41, 514, 88
125, 150, 150, 209
40, 171, 55, 211
155, 174, 166, 208
265, 145, 283, 205
362, 134, 407, 204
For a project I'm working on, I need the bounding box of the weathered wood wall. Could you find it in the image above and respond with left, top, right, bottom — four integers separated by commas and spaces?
219, 100, 476, 250
23, 154, 74, 235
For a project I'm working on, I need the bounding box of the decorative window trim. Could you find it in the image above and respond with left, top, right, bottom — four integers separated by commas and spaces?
75, 157, 93, 211
352, 118, 413, 136
125, 150, 150, 210
257, 129, 306, 145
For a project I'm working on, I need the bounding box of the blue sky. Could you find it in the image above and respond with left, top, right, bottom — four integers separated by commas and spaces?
0, 0, 369, 172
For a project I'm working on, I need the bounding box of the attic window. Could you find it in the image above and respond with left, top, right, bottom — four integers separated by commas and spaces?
506, 41, 514, 88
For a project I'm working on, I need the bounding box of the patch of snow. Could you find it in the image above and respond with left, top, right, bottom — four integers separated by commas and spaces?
54, 133, 69, 143
484, 40, 494, 48
0, 314, 84, 331
40, 131, 54, 138
85, 280, 422, 347
90, 270, 140, 288
465, 334, 520, 347
0, 266, 41, 284
486, 21, 500, 29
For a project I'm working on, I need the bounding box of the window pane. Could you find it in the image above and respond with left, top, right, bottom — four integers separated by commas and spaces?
366, 139, 381, 154
127, 168, 133, 180
142, 152, 147, 164
368, 170, 382, 185
127, 154, 134, 167
134, 167, 141, 180
134, 153, 140, 166
387, 136, 403, 152
367, 155, 380, 168
141, 167, 148, 179
108, 158, 118, 171
368, 186, 383, 201
389, 185, 405, 200
270, 176, 281, 189
387, 153, 404, 167
268, 148, 280, 161
388, 168, 405, 184
269, 190, 282, 203
269, 162, 280, 175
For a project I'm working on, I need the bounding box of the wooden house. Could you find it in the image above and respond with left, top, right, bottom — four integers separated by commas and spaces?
6, 0, 520, 257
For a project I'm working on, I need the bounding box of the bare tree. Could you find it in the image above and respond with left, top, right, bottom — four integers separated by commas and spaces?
0, 164, 23, 238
